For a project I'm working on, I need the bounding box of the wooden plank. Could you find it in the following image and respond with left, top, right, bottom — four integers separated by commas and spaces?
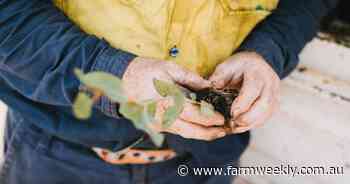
240, 82, 350, 184
299, 38, 350, 81
239, 38, 350, 184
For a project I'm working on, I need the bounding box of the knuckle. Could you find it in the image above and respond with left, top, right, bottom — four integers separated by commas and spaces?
182, 72, 192, 83
272, 101, 280, 113
253, 84, 263, 94
207, 135, 216, 141
205, 133, 216, 141
216, 62, 228, 71
195, 130, 212, 141
201, 136, 212, 141
177, 128, 192, 139
245, 78, 263, 91
274, 83, 281, 94
240, 116, 252, 126
194, 130, 206, 139
168, 121, 182, 133
181, 133, 191, 139
271, 79, 281, 89
171, 125, 182, 133
177, 77, 187, 85
163, 61, 176, 69
234, 127, 249, 134
272, 71, 280, 80
236, 118, 247, 126
264, 94, 274, 106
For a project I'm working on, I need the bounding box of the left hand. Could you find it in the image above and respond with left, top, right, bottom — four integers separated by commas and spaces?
209, 52, 281, 134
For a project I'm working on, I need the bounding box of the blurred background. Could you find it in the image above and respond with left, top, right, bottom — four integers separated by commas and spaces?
1, 1, 350, 184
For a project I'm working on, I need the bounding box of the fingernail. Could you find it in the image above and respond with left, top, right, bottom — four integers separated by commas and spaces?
230, 120, 235, 128
205, 81, 212, 87
218, 132, 226, 138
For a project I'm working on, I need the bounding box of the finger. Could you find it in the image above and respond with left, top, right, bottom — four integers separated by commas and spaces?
227, 75, 243, 90
179, 102, 225, 126
209, 62, 243, 89
235, 84, 276, 128
231, 73, 264, 122
165, 62, 211, 90
164, 118, 227, 141
231, 125, 252, 134
155, 99, 225, 127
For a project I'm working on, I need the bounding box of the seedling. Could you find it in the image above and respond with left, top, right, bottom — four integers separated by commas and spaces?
73, 69, 238, 147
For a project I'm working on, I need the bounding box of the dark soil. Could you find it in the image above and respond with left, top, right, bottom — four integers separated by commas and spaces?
196, 89, 238, 122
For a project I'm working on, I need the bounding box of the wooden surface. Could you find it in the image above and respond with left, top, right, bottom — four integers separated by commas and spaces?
239, 39, 350, 184
0, 39, 349, 183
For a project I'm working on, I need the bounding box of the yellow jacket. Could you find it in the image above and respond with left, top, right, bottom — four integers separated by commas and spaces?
54, 0, 278, 77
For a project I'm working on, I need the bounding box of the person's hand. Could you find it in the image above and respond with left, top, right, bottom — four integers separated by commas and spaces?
209, 52, 281, 134
122, 57, 226, 141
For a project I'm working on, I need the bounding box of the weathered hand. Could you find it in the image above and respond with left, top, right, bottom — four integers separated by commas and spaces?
122, 57, 226, 141
150, 98, 226, 141
209, 52, 281, 134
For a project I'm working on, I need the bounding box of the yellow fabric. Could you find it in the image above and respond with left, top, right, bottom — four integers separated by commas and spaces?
54, 0, 278, 77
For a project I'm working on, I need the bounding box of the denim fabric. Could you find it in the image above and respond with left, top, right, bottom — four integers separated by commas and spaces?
0, 110, 234, 184
0, 0, 249, 167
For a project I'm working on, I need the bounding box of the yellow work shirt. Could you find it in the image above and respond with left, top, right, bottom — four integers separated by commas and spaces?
54, 0, 278, 77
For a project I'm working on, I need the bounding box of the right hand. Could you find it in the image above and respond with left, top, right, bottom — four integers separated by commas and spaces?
122, 57, 226, 141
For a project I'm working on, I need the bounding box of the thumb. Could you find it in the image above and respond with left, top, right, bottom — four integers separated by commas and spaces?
180, 102, 225, 126
166, 62, 211, 90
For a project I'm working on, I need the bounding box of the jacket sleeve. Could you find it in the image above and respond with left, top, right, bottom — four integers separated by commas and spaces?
0, 0, 136, 118
238, 0, 339, 78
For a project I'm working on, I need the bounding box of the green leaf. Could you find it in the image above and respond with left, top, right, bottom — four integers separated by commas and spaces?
153, 80, 186, 127
200, 100, 215, 117
73, 92, 93, 120
189, 93, 197, 101
73, 72, 173, 147
153, 79, 181, 97
162, 93, 185, 128
119, 101, 164, 147
143, 101, 157, 125
74, 69, 127, 103
113, 136, 145, 156
144, 128, 165, 147
142, 101, 165, 146
162, 106, 178, 128
146, 101, 157, 117
119, 102, 144, 123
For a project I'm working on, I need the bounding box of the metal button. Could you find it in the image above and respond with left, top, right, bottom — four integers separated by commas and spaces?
169, 46, 179, 57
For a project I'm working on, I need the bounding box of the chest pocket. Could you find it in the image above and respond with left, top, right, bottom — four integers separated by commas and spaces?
220, 0, 278, 12
217, 0, 278, 56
